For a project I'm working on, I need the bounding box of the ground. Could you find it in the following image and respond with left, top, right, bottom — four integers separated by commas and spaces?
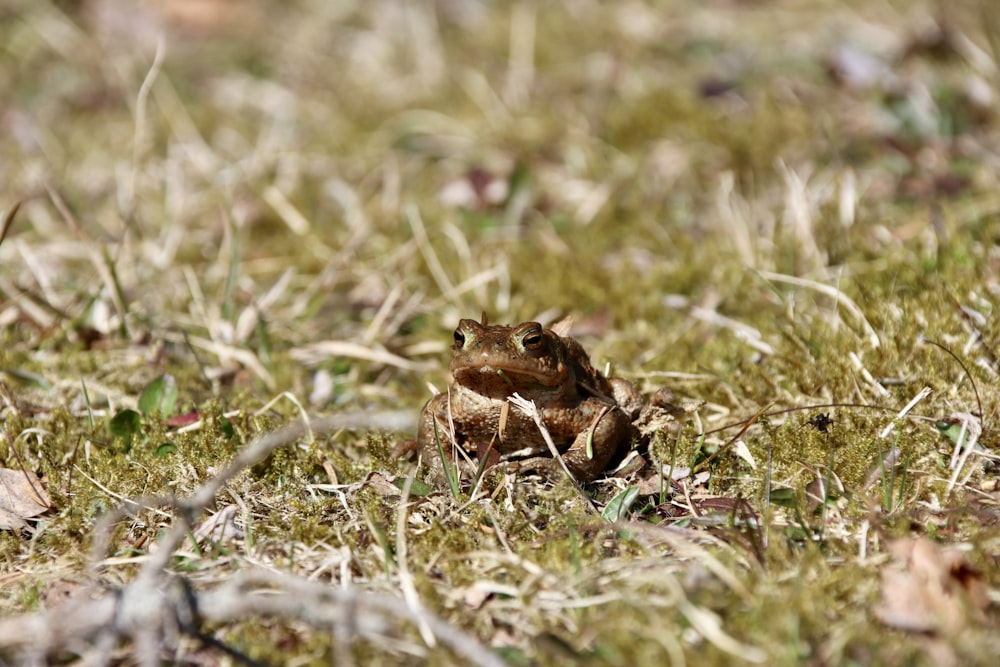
0, 0, 998, 665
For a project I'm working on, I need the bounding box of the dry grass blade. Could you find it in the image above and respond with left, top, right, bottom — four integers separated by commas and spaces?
878, 387, 932, 440
923, 337, 985, 421
507, 392, 597, 512
126, 35, 165, 216
666, 575, 767, 663
3, 2, 1000, 664
290, 340, 433, 372
506, 393, 571, 477
0, 199, 22, 249
407, 204, 457, 300
757, 270, 881, 348
395, 474, 436, 647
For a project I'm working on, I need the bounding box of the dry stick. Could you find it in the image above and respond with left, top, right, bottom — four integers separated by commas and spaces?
0, 568, 508, 667
0, 199, 22, 249
125, 416, 356, 575
694, 402, 775, 473
877, 387, 932, 441
211, 570, 508, 667
922, 337, 985, 421
88, 418, 305, 576
28, 415, 505, 666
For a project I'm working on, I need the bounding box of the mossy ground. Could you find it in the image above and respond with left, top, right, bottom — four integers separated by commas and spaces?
1, 0, 999, 664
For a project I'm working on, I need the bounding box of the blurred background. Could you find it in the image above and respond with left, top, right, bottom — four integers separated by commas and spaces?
2, 0, 997, 408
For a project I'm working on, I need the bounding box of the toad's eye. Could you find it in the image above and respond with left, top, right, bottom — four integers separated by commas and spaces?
521, 327, 543, 350
453, 328, 466, 348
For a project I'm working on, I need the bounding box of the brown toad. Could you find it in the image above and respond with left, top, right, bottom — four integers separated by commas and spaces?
416, 315, 643, 482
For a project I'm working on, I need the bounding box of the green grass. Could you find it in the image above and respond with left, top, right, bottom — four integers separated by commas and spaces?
0, 0, 998, 664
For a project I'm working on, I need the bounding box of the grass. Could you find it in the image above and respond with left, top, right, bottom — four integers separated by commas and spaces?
1, 0, 999, 664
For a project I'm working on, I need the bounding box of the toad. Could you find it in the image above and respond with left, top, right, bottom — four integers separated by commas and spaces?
416, 315, 644, 482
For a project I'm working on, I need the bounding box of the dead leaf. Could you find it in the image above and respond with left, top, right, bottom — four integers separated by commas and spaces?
438, 168, 510, 210
462, 582, 493, 610
151, 0, 245, 32
165, 411, 201, 428
634, 391, 699, 439
191, 505, 244, 546
42, 580, 86, 609
876, 537, 989, 636
633, 461, 689, 496
364, 472, 402, 497
0, 468, 52, 530
549, 315, 573, 338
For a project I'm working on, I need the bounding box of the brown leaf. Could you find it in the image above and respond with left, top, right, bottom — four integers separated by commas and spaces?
549, 315, 573, 338
166, 411, 201, 428
0, 468, 52, 530
876, 537, 989, 636
364, 472, 402, 497
461, 582, 494, 610
191, 505, 244, 547
41, 580, 86, 610
632, 461, 688, 496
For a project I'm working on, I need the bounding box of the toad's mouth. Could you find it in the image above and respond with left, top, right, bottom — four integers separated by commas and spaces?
451, 362, 563, 388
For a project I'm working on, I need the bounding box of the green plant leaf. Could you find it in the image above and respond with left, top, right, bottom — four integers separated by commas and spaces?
155, 442, 177, 457
769, 487, 799, 508
219, 415, 235, 439
5, 368, 52, 391
139, 374, 178, 417
433, 419, 460, 499
935, 420, 966, 446
256, 317, 273, 371
602, 485, 640, 523
393, 478, 431, 497
108, 409, 142, 452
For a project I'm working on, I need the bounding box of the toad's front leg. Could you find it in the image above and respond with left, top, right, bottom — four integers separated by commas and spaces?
546, 401, 635, 482
415, 393, 457, 484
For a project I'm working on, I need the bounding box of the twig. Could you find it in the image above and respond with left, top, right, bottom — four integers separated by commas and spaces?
0, 199, 23, 249
2, 416, 507, 665
0, 569, 507, 667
